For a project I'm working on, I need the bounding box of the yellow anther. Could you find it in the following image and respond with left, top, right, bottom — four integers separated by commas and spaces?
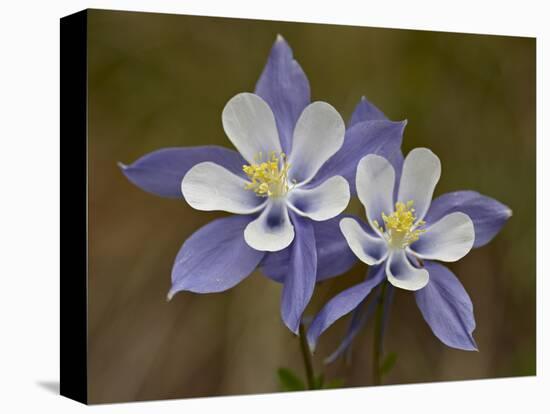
377, 201, 425, 248
242, 152, 291, 198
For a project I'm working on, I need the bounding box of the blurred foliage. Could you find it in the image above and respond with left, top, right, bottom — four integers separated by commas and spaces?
277, 368, 306, 391
86, 9, 535, 403
380, 352, 398, 377
277, 368, 344, 391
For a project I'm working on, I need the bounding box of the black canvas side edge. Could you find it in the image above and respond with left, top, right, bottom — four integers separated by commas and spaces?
60, 9, 88, 404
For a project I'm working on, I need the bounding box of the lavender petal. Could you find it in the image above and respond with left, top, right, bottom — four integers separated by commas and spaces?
120, 146, 246, 199
168, 215, 264, 296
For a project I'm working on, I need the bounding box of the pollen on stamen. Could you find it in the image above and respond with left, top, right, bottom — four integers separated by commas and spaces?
242, 151, 291, 198
377, 201, 426, 249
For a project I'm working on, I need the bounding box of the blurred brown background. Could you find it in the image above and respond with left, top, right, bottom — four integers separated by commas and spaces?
87, 9, 536, 403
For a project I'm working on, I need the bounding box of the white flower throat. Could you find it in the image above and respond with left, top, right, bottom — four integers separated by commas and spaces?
243, 152, 293, 198
373, 201, 426, 249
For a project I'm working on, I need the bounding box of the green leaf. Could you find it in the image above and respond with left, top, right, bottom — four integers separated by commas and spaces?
314, 373, 324, 389
324, 378, 345, 389
380, 352, 398, 376
277, 368, 306, 391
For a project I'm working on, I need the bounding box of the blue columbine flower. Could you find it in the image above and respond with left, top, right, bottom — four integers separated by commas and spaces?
120, 35, 405, 333
182, 92, 350, 252
308, 147, 512, 351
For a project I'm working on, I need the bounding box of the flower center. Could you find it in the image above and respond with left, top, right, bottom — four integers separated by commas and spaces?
242, 151, 291, 198
373, 201, 426, 249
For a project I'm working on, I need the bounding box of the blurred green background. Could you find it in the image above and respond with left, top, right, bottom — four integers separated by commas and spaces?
87, 9, 536, 403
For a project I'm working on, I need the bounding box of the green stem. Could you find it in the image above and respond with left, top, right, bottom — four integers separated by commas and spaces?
372, 281, 388, 386
298, 323, 315, 390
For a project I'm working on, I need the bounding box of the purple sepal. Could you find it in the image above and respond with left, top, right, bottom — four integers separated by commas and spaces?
324, 266, 385, 364
120, 146, 246, 199
314, 215, 359, 281
349, 95, 388, 127
347, 96, 404, 196
259, 215, 357, 283
280, 214, 317, 334
255, 35, 311, 154
311, 120, 406, 194
415, 261, 478, 351
168, 215, 264, 297
307, 264, 386, 351
424, 191, 512, 248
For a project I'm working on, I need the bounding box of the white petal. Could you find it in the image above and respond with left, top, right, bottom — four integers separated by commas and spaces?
287, 176, 350, 221
288, 102, 345, 184
222, 93, 282, 164
397, 148, 441, 221
182, 162, 266, 214
339, 217, 388, 265
244, 200, 295, 252
409, 212, 475, 262
356, 154, 396, 232
386, 249, 429, 291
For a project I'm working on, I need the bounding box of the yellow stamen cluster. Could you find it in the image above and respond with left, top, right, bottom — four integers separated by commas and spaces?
242, 152, 291, 198
373, 201, 426, 249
